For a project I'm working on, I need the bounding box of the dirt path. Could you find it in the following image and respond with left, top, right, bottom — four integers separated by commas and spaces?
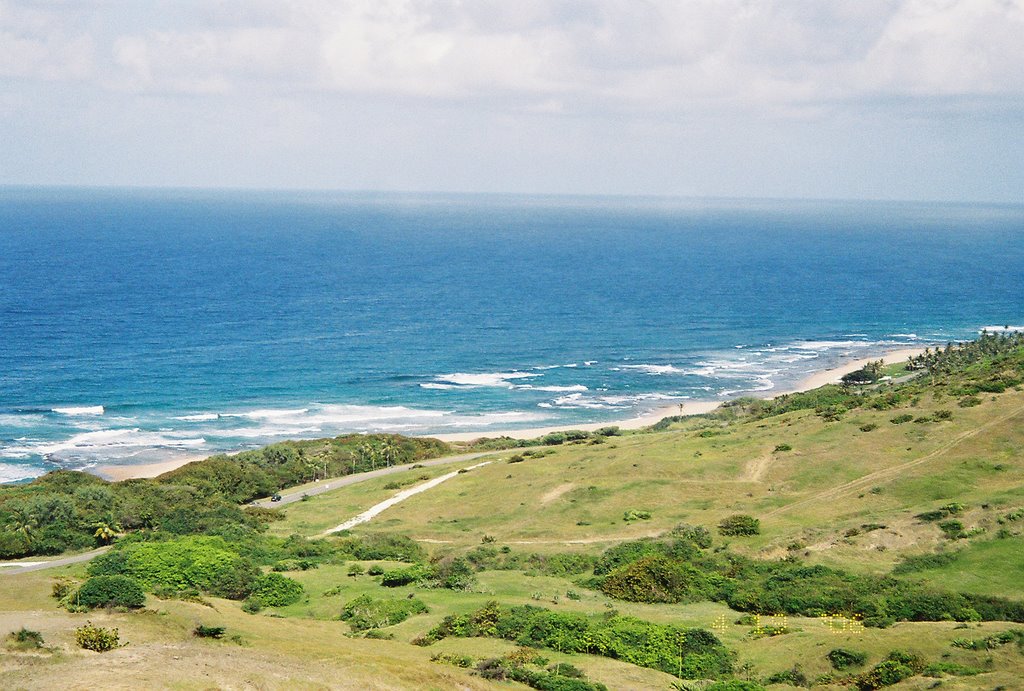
251, 451, 497, 507
765, 403, 1024, 518
315, 461, 493, 537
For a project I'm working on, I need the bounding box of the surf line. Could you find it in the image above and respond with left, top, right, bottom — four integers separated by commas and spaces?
317, 461, 492, 537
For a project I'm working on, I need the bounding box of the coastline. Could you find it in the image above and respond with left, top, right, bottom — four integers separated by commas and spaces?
93, 346, 927, 482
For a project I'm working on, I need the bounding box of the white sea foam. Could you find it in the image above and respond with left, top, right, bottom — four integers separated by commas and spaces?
420, 383, 457, 389
52, 405, 104, 416
434, 371, 540, 387
981, 325, 1024, 332
886, 333, 919, 339
174, 413, 220, 422
515, 384, 589, 392
619, 364, 685, 375
225, 408, 311, 421
2, 428, 207, 460
0, 464, 43, 483
442, 411, 549, 427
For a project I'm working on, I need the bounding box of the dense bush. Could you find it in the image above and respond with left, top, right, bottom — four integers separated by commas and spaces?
88, 535, 260, 600
341, 594, 428, 631
75, 575, 146, 609
0, 434, 450, 558
425, 601, 732, 680
333, 533, 425, 563
718, 514, 760, 536
74, 622, 120, 652
248, 572, 304, 607
380, 564, 431, 587
599, 556, 714, 603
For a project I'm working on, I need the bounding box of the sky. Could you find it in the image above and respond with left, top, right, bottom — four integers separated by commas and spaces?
1, 0, 1023, 203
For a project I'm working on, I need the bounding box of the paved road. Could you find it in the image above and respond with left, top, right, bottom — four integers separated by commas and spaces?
249, 450, 497, 508
0, 545, 110, 574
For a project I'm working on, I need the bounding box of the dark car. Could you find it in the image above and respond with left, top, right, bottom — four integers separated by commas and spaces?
271, 493, 282, 502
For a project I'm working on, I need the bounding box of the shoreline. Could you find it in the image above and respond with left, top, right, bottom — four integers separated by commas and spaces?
92, 346, 927, 482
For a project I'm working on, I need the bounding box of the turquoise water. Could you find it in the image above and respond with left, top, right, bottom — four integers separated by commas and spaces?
1, 188, 1022, 481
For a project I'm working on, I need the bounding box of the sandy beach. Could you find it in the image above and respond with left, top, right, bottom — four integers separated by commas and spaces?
94, 346, 927, 481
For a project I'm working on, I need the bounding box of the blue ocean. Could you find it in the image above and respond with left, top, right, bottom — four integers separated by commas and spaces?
1, 188, 1022, 482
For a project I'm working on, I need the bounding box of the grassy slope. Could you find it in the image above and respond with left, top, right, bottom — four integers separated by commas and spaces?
5, 382, 1024, 688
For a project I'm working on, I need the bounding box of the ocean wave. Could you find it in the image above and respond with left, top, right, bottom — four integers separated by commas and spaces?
886, 333, 919, 339
0, 464, 43, 483
433, 371, 541, 387
514, 384, 589, 392
419, 383, 458, 390
52, 405, 104, 416
442, 411, 550, 427
174, 413, 220, 422
618, 364, 685, 375
2, 428, 207, 460
980, 325, 1024, 332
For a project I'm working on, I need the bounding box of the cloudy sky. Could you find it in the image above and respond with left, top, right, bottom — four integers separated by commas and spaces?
2, 0, 1023, 202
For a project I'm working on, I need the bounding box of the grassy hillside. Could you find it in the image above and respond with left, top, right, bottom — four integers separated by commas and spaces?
4, 335, 1024, 689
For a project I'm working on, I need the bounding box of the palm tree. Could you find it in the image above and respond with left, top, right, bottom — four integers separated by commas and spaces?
379, 440, 400, 467
6, 503, 40, 546
93, 522, 119, 544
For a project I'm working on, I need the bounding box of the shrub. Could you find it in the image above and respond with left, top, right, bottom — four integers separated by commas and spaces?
366, 564, 385, 576
773, 443, 792, 452
75, 575, 146, 609
718, 514, 760, 536
890, 414, 913, 424
855, 651, 925, 690
667, 523, 713, 548
7, 627, 45, 650
933, 409, 953, 420
193, 624, 226, 639
765, 665, 807, 686
340, 595, 428, 631
859, 423, 878, 432
347, 564, 365, 576
380, 564, 430, 587
958, 395, 981, 407
705, 682, 766, 691
74, 622, 120, 652
827, 648, 868, 670
622, 509, 652, 522
431, 652, 475, 667
938, 520, 965, 539
249, 573, 304, 607
241, 598, 262, 614
922, 661, 981, 677
51, 578, 75, 601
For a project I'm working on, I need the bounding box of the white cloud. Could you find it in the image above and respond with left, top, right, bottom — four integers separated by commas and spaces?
3, 1, 1022, 108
